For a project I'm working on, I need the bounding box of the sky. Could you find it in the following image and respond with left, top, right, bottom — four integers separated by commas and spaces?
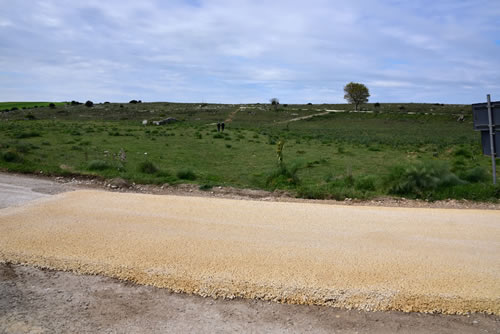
0, 0, 499, 104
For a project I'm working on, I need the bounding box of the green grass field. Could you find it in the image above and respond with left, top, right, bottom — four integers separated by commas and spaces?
0, 101, 498, 201
0, 102, 65, 111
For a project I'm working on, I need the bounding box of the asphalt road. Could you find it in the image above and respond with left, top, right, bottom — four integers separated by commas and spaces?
0, 172, 499, 333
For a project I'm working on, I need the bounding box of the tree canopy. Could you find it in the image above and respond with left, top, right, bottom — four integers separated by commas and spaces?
344, 82, 370, 111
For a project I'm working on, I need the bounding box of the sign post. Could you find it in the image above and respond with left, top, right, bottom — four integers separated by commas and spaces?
486, 95, 497, 184
472, 95, 498, 184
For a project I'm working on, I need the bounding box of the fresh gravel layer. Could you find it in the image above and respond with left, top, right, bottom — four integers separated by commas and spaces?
0, 190, 499, 315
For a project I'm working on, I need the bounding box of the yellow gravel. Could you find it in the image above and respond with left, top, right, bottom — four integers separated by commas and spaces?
0, 190, 499, 314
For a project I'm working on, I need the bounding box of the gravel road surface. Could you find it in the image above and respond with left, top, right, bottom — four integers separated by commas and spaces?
0, 173, 499, 333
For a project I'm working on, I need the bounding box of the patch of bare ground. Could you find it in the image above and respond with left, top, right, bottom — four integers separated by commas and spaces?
1, 263, 499, 334
46, 173, 499, 210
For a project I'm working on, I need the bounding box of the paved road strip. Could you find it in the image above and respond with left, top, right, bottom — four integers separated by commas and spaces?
0, 190, 498, 314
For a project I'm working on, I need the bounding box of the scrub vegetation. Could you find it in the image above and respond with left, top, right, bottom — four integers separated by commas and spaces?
0, 101, 498, 201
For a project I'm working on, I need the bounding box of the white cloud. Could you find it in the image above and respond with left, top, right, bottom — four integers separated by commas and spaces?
0, 0, 499, 103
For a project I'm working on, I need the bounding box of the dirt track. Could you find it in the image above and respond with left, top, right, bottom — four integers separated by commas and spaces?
1, 189, 499, 316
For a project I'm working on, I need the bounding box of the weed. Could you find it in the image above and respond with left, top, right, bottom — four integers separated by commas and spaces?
87, 160, 111, 171
177, 169, 196, 180
385, 161, 463, 198
2, 150, 23, 163
138, 161, 159, 174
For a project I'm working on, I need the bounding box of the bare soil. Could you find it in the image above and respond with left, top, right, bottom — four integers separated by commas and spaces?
1, 263, 498, 334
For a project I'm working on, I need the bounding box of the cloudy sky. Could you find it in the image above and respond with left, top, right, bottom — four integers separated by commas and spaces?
1, 0, 499, 104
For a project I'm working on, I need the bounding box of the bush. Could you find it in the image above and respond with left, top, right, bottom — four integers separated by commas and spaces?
177, 169, 196, 180
88, 160, 110, 171
14, 131, 40, 139
129, 100, 138, 104
199, 184, 213, 191
85, 100, 94, 107
385, 161, 463, 198
266, 164, 300, 189
70, 100, 81, 105
25, 114, 36, 120
49, 103, 56, 109
2, 150, 23, 163
454, 147, 472, 159
355, 176, 376, 191
138, 161, 158, 174
434, 183, 500, 201
459, 166, 489, 183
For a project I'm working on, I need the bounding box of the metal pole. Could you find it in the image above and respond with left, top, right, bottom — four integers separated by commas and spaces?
486, 94, 496, 184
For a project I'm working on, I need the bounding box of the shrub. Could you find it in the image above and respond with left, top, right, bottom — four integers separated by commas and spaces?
385, 161, 463, 198
138, 161, 158, 174
14, 131, 40, 139
2, 150, 23, 163
454, 147, 472, 159
459, 166, 489, 183
85, 100, 94, 107
355, 176, 376, 191
14, 142, 33, 153
49, 103, 56, 108
266, 164, 300, 189
70, 100, 81, 105
177, 169, 196, 180
25, 114, 36, 120
129, 100, 138, 104
199, 184, 213, 191
88, 160, 110, 171
434, 183, 500, 201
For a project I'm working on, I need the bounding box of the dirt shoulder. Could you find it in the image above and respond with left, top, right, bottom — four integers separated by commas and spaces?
1, 263, 498, 334
2, 171, 498, 210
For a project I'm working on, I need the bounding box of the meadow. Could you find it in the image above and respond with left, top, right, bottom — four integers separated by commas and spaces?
0, 101, 498, 201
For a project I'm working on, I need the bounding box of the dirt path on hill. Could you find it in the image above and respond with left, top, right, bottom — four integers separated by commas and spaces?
224, 108, 240, 123
277, 109, 344, 123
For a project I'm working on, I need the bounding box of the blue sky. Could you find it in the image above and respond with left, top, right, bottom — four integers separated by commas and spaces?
0, 0, 499, 104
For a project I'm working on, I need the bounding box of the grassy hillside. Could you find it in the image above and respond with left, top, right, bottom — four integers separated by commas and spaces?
0, 101, 498, 201
0, 102, 65, 111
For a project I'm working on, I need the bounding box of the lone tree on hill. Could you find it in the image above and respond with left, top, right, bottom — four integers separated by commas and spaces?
270, 98, 279, 111
344, 82, 370, 111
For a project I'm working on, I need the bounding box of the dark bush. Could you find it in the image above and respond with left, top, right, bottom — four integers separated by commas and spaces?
385, 161, 463, 198
2, 150, 23, 163
88, 160, 110, 171
177, 169, 196, 180
454, 148, 472, 159
85, 100, 94, 107
129, 100, 138, 104
138, 161, 159, 174
266, 164, 300, 189
14, 131, 40, 138
11, 107, 18, 111
355, 176, 376, 191
49, 103, 56, 108
374, 102, 381, 108
459, 166, 489, 183
70, 100, 81, 105
307, 102, 313, 105
25, 114, 36, 120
